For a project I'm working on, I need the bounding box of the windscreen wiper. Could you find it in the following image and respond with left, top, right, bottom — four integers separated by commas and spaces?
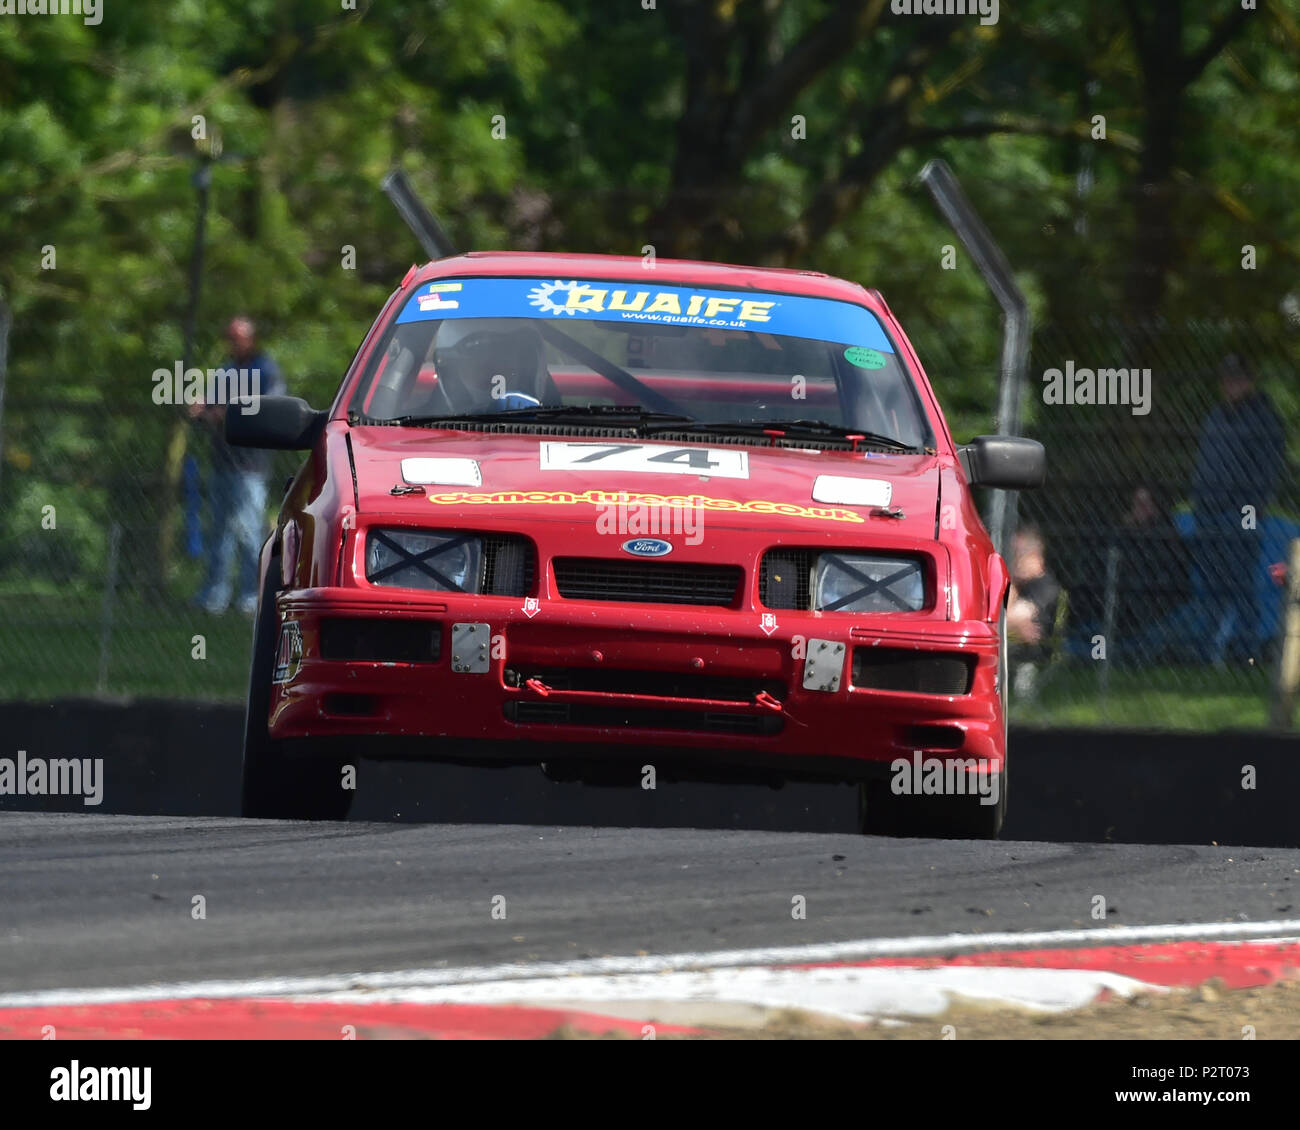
641, 417, 918, 451
534, 324, 685, 416
355, 405, 697, 428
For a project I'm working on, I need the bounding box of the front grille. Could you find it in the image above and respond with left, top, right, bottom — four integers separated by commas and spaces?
319, 618, 442, 662
759, 549, 814, 610
506, 666, 784, 704
505, 701, 782, 735
553, 558, 742, 607
482, 534, 535, 596
851, 648, 975, 694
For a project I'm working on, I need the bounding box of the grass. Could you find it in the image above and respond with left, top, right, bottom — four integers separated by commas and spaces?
1013, 660, 1283, 730
0, 595, 254, 702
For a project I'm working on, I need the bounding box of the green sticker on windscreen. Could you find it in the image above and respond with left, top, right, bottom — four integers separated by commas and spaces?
844, 346, 887, 369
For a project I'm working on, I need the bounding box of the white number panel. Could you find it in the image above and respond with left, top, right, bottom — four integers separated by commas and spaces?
539, 442, 750, 479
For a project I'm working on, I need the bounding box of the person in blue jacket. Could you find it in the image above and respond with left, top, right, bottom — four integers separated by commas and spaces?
1189, 354, 1286, 663
189, 317, 286, 615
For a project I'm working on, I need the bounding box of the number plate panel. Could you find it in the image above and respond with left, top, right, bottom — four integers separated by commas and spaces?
539, 442, 749, 479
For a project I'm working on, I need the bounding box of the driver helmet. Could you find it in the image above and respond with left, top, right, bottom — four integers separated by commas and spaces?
432, 318, 548, 412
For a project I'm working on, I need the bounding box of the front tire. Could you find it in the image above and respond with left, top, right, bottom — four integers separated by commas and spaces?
240, 564, 353, 820
858, 776, 1005, 839
856, 610, 1008, 839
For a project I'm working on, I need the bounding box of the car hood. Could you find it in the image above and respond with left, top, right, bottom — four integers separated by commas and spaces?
347, 426, 940, 540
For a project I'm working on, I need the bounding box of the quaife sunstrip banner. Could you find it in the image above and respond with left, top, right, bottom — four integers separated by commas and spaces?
395, 276, 897, 350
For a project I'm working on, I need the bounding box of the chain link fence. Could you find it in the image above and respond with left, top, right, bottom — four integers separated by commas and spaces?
0, 397, 297, 701
1, 317, 1297, 728
1014, 317, 1300, 729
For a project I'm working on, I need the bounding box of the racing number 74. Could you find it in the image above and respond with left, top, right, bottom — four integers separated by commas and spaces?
570, 444, 721, 470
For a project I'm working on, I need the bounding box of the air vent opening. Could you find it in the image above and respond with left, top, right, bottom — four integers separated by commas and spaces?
320, 619, 442, 663
553, 558, 742, 607
852, 648, 975, 695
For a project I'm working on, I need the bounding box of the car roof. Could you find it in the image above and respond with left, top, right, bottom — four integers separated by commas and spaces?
406, 251, 886, 312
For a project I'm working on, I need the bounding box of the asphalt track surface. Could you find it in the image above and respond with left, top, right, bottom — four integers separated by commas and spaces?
4, 810, 1300, 995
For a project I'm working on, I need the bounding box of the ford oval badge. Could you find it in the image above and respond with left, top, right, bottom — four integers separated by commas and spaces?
622, 538, 673, 558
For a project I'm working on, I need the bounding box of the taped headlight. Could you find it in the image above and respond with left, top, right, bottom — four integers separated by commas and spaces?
813, 553, 925, 613
366, 529, 483, 592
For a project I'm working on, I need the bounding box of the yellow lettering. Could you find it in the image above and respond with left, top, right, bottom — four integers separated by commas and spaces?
738, 301, 774, 322
608, 290, 649, 312
423, 488, 862, 522
566, 286, 607, 312
703, 297, 739, 318
646, 293, 681, 315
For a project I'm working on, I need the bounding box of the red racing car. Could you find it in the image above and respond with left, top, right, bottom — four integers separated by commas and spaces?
229, 253, 1044, 836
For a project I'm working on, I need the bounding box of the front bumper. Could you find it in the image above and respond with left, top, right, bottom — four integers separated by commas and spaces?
267, 587, 1004, 778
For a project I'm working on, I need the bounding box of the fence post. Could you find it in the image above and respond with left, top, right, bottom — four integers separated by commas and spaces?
0, 297, 10, 499
1271, 538, 1300, 730
917, 159, 1031, 565
1100, 544, 1121, 720
97, 522, 123, 695
380, 169, 458, 260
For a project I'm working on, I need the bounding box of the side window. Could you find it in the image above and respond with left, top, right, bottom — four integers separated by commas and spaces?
338, 290, 408, 416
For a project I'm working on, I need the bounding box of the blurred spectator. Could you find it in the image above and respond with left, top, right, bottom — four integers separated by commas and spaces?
189, 317, 285, 615
1110, 482, 1190, 650
1006, 523, 1061, 699
1189, 355, 1286, 663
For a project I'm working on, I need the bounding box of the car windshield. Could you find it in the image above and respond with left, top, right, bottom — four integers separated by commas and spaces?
350, 276, 932, 449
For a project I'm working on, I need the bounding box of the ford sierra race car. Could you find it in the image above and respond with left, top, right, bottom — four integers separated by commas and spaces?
229, 252, 1044, 836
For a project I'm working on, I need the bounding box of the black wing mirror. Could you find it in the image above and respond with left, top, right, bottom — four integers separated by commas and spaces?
226, 396, 327, 450
958, 435, 1046, 490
